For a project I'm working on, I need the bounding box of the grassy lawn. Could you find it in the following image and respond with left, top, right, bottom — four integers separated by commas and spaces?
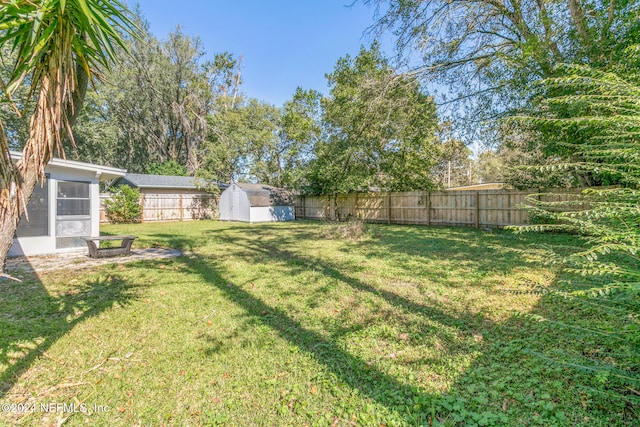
1, 220, 637, 426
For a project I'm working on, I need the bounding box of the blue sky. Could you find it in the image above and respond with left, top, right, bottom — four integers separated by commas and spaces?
130, 1, 386, 107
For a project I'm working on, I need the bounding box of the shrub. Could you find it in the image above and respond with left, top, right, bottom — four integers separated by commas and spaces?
105, 185, 142, 224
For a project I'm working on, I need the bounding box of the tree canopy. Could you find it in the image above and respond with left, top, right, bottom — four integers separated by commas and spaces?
363, 0, 640, 146
306, 44, 440, 194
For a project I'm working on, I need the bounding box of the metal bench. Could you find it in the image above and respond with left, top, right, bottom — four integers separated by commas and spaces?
82, 235, 138, 258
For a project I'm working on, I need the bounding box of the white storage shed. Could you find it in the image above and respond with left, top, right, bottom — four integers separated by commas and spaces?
218, 183, 295, 223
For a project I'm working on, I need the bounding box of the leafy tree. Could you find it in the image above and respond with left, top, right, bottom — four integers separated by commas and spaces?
278, 88, 323, 189
240, 100, 282, 184
363, 0, 640, 147
196, 53, 246, 183
499, 128, 598, 189
476, 150, 506, 184
113, 24, 214, 173
71, 17, 237, 175
0, 44, 30, 150
65, 88, 121, 166
201, 97, 281, 184
0, 0, 136, 273
199, 50, 281, 186
147, 160, 188, 176
432, 138, 474, 188
201, 87, 320, 189
209, 51, 243, 100
306, 44, 440, 194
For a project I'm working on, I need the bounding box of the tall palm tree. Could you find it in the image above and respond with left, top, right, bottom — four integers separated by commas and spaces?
0, 0, 137, 272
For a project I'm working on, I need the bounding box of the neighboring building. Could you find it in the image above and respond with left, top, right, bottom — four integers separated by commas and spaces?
108, 173, 226, 222
115, 173, 227, 194
9, 152, 126, 257
218, 183, 295, 223
446, 183, 507, 191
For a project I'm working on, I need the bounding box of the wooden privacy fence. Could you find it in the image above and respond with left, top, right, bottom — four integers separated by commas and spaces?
295, 189, 584, 228
100, 193, 218, 223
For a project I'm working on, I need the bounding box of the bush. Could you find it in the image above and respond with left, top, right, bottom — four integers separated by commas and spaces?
105, 186, 142, 224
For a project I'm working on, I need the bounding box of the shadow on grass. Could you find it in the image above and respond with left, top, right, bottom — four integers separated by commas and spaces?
215, 229, 491, 335
150, 222, 638, 425
201, 221, 582, 276
177, 254, 436, 421
0, 268, 137, 397
149, 229, 499, 421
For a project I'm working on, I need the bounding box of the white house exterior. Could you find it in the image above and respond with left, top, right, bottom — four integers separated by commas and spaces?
9, 152, 126, 257
218, 183, 295, 223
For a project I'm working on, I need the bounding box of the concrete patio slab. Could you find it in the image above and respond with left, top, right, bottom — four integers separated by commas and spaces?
6, 248, 182, 274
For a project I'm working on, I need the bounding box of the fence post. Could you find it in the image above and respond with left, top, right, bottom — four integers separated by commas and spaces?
326, 195, 331, 220
387, 193, 391, 225
355, 193, 359, 219
302, 195, 306, 220
140, 193, 145, 223
427, 192, 431, 226
475, 191, 480, 229
179, 194, 184, 221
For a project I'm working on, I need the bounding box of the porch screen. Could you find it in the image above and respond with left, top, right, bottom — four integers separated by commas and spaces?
16, 177, 49, 237
56, 180, 91, 249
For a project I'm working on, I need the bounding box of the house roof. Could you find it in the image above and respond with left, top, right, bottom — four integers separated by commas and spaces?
10, 151, 126, 181
235, 182, 293, 207
118, 173, 227, 191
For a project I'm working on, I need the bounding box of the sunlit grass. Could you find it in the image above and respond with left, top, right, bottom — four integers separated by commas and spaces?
0, 221, 636, 426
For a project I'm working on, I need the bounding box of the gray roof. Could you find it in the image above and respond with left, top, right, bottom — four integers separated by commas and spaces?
117, 173, 227, 191
235, 183, 294, 207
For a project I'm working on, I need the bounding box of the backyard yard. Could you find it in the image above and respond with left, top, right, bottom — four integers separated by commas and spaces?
0, 221, 637, 426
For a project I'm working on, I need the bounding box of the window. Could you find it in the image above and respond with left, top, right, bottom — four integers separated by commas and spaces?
16, 177, 49, 237
57, 181, 90, 216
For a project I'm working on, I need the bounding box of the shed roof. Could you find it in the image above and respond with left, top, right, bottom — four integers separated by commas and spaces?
235, 183, 293, 207
118, 173, 227, 191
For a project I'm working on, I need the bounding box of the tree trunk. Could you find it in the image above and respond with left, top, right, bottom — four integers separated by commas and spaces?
0, 161, 39, 273
0, 128, 20, 273
0, 64, 87, 274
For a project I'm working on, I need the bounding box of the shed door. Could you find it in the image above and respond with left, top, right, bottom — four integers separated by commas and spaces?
231, 189, 240, 220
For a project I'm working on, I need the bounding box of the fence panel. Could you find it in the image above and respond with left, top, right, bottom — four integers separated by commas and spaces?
295, 189, 589, 228
101, 193, 217, 223
102, 189, 591, 227
390, 191, 429, 225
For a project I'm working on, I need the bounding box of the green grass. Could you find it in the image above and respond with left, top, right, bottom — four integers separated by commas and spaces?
0, 221, 638, 426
